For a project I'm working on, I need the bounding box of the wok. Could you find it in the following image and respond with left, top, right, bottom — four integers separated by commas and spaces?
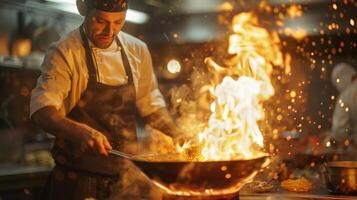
110, 150, 270, 196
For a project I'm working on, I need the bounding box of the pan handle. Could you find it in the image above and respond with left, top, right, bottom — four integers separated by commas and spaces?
109, 149, 133, 160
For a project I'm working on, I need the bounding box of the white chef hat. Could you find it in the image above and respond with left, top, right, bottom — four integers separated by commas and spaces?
331, 62, 356, 93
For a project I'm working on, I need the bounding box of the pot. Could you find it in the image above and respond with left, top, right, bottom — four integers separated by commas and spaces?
110, 150, 270, 196
324, 161, 357, 195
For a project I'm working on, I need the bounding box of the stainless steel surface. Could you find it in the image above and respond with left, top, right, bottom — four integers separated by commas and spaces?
324, 161, 357, 195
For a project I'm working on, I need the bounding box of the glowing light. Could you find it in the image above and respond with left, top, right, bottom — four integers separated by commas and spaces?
225, 174, 232, 179
344, 139, 350, 146
167, 59, 182, 74
217, 2, 234, 12
339, 100, 345, 107
221, 166, 227, 171
332, 3, 338, 10
284, 28, 308, 41
126, 9, 150, 24
287, 5, 303, 18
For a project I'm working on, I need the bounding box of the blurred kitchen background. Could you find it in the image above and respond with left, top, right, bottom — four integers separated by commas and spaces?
0, 0, 356, 199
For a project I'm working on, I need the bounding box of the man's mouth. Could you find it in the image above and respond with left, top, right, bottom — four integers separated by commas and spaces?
98, 35, 112, 41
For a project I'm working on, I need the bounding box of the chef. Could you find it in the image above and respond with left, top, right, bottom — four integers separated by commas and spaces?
30, 0, 181, 199
330, 62, 357, 149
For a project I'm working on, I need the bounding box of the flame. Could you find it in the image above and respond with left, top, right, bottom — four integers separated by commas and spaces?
179, 12, 289, 161
217, 2, 234, 12
287, 5, 303, 18
284, 27, 308, 41
199, 76, 272, 160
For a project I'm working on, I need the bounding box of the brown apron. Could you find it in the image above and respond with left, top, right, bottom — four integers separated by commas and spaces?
41, 26, 138, 200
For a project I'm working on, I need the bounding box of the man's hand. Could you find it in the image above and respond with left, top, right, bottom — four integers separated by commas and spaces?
76, 123, 112, 156
31, 106, 112, 157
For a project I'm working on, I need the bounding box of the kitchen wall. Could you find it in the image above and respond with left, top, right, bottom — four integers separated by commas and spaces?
0, 2, 82, 54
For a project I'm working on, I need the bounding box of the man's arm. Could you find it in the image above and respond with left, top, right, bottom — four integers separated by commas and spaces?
144, 107, 192, 146
134, 43, 187, 143
32, 106, 112, 156
29, 44, 111, 156
144, 107, 180, 138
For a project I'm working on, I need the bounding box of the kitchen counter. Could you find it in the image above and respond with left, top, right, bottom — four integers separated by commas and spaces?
0, 163, 51, 191
164, 190, 357, 200
164, 193, 356, 200
0, 163, 51, 199
240, 193, 357, 200
238, 166, 357, 200
1, 163, 356, 200
163, 161, 357, 200
0, 164, 52, 200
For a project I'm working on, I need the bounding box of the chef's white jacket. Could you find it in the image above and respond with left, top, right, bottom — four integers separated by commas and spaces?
30, 28, 166, 118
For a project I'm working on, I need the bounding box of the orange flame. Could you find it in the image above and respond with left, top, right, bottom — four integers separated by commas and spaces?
178, 12, 289, 161
199, 76, 272, 160
287, 4, 303, 18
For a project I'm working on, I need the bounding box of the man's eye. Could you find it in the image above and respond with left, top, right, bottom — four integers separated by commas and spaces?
115, 21, 122, 25
96, 18, 105, 24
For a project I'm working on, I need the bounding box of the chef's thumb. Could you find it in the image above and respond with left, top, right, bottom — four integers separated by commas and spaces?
103, 138, 112, 150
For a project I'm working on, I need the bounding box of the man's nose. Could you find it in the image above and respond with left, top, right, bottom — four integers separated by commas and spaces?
104, 23, 115, 35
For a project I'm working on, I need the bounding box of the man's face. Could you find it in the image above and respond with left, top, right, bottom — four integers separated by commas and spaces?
84, 9, 126, 49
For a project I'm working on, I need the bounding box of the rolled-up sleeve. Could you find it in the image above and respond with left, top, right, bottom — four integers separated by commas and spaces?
30, 45, 72, 117
136, 44, 166, 117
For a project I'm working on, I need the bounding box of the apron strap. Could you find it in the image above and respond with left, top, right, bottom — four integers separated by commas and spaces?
79, 25, 98, 82
116, 37, 134, 85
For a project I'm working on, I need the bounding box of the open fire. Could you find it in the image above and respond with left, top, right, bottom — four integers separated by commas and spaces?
133, 7, 312, 197
177, 12, 290, 161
